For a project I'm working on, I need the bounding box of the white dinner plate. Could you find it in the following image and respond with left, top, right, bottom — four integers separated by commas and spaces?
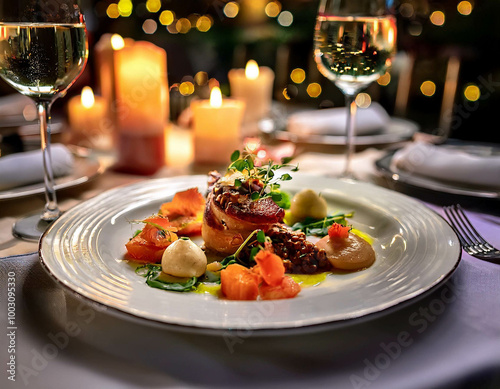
265, 117, 419, 146
376, 148, 500, 199
0, 152, 103, 201
39, 174, 461, 334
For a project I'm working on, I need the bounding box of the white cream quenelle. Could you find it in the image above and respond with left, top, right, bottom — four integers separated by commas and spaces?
161, 238, 207, 278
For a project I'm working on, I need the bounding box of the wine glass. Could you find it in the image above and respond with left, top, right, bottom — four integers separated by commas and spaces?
314, 0, 397, 179
0, 0, 88, 240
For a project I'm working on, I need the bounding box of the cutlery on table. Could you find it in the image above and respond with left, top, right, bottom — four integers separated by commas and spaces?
444, 204, 500, 264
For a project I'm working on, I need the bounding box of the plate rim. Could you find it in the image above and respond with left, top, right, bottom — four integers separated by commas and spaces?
38, 174, 462, 335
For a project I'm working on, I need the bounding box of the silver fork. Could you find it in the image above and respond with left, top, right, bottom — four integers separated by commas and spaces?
444, 204, 500, 264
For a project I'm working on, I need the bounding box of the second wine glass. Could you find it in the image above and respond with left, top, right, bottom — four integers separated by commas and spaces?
0, 0, 88, 240
314, 0, 397, 179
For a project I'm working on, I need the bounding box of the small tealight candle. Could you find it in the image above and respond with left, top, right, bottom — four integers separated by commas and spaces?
68, 86, 111, 149
191, 86, 245, 165
228, 60, 275, 123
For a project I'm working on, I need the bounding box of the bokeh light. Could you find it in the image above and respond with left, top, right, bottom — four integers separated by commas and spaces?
399, 3, 414, 18
408, 21, 423, 36
194, 72, 208, 86
306, 83, 322, 98
106, 3, 120, 18
430, 11, 445, 26
420, 80, 436, 97
224, 2, 239, 18
377, 72, 391, 86
277, 11, 293, 27
166, 23, 178, 34
464, 84, 480, 101
355, 93, 371, 108
290, 68, 305, 84
265, 1, 281, 17
142, 19, 157, 34
117, 0, 133, 17
159, 10, 175, 25
176, 18, 191, 34
145, 0, 161, 13
179, 81, 195, 96
457, 1, 473, 15
196, 15, 212, 32
282, 84, 298, 100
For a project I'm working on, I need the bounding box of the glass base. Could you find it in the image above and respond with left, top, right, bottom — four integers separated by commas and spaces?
12, 212, 54, 242
338, 171, 358, 181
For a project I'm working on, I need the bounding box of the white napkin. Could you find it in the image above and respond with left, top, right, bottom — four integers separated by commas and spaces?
391, 141, 500, 188
287, 102, 390, 136
0, 94, 33, 116
0, 144, 74, 191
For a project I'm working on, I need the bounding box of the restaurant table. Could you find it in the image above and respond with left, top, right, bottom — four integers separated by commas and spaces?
1, 147, 499, 389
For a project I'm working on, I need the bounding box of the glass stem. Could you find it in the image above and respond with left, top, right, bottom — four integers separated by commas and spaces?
342, 93, 357, 179
37, 100, 60, 221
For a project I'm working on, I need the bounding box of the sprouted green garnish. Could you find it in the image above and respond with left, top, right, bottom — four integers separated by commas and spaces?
227, 150, 298, 205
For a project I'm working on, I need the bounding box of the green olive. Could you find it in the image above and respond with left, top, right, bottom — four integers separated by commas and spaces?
290, 188, 328, 222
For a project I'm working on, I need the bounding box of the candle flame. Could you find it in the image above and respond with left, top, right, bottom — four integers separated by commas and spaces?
210, 86, 222, 108
245, 60, 259, 80
111, 34, 125, 50
81, 86, 95, 108
388, 26, 395, 46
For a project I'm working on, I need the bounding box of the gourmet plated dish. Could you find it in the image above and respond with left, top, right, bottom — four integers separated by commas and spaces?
124, 150, 376, 301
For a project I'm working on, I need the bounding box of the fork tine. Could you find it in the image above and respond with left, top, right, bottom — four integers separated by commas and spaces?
444, 204, 500, 263
453, 205, 492, 248
444, 204, 494, 255
444, 205, 470, 248
453, 205, 496, 251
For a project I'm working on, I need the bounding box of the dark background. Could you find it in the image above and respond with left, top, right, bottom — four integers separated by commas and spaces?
1, 0, 499, 144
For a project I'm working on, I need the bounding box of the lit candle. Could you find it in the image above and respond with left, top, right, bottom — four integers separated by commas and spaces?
228, 60, 275, 123
113, 40, 169, 175
94, 34, 126, 118
67, 87, 110, 149
191, 86, 245, 165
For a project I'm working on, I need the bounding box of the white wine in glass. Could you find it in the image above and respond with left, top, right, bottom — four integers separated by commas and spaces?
314, 0, 396, 179
0, 1, 88, 240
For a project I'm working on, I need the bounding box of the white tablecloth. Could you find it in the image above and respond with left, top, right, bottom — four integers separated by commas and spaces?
1, 205, 499, 389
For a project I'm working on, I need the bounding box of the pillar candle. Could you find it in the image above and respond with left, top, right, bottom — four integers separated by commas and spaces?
228, 60, 274, 123
67, 87, 110, 149
113, 40, 169, 175
191, 86, 245, 165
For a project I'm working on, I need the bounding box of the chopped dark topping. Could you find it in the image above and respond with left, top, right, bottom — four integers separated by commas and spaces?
240, 224, 330, 274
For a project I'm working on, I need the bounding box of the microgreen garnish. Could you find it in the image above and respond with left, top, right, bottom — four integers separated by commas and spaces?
227, 150, 298, 205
